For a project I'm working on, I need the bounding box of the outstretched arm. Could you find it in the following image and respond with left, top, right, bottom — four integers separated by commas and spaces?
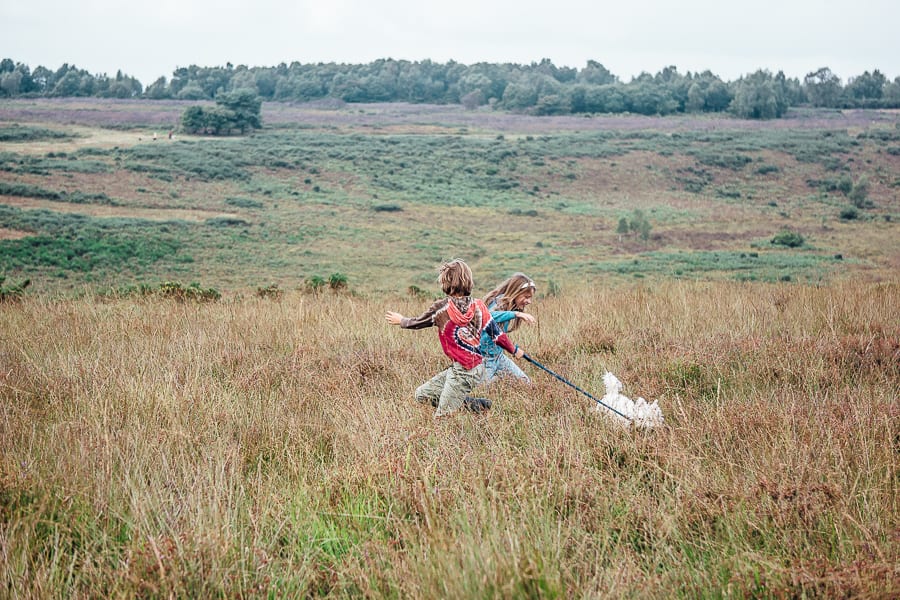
485, 318, 525, 358
491, 309, 536, 326
385, 298, 445, 329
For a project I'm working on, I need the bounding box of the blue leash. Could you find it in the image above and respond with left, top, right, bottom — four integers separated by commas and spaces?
522, 353, 633, 422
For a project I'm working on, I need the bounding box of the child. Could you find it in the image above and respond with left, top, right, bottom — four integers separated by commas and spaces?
385, 259, 525, 417
480, 273, 537, 384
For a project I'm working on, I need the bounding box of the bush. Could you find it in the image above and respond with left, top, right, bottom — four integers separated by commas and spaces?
306, 275, 326, 292
329, 272, 348, 290
205, 217, 251, 227
849, 176, 874, 208
616, 210, 652, 240
0, 275, 30, 302
225, 197, 264, 209
157, 281, 220, 302
407, 284, 431, 300
839, 207, 859, 220
372, 204, 402, 212
256, 284, 283, 299
771, 230, 805, 248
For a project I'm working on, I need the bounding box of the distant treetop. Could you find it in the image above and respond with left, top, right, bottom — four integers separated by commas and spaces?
2, 58, 898, 119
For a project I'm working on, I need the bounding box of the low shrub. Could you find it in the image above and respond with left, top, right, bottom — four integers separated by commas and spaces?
157, 281, 220, 302
771, 230, 805, 248
0, 275, 30, 302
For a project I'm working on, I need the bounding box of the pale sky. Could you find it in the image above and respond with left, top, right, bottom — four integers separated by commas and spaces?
2, 0, 898, 87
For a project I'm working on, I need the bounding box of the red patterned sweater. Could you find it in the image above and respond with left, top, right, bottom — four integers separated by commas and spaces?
400, 296, 517, 370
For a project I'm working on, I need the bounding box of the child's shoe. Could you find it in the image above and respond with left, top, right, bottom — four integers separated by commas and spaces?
464, 396, 492, 413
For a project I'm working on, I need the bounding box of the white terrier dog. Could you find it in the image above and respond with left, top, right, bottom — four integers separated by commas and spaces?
596, 372, 665, 429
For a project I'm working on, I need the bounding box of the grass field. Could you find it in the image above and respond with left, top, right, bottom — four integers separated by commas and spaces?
1, 100, 898, 597
1, 282, 897, 597
1, 99, 898, 295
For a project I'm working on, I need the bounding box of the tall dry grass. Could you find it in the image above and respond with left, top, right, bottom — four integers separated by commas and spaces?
1, 281, 897, 598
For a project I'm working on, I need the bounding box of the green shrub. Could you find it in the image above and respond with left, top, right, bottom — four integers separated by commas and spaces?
157, 281, 220, 302
849, 176, 873, 208
770, 230, 805, 248
839, 207, 859, 220
225, 197, 264, 209
256, 284, 283, 299
306, 275, 326, 292
0, 275, 30, 302
407, 284, 431, 299
329, 272, 348, 290
0, 125, 72, 142
206, 217, 251, 227
372, 204, 402, 212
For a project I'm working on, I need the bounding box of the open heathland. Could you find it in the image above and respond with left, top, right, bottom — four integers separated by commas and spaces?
1, 99, 898, 597
0, 99, 898, 295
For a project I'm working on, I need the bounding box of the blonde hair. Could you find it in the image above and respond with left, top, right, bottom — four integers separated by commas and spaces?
483, 272, 536, 332
438, 259, 474, 296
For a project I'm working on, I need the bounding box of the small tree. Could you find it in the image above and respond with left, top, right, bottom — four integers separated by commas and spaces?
215, 88, 262, 133
616, 210, 652, 240
180, 89, 262, 135
848, 176, 873, 208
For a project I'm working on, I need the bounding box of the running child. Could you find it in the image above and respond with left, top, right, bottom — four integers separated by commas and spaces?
480, 273, 537, 384
385, 259, 526, 416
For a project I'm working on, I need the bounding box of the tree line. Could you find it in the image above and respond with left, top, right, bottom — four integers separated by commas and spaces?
2, 57, 899, 119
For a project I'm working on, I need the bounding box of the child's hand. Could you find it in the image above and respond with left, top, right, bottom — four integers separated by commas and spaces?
515, 312, 536, 324
514, 347, 525, 359
385, 311, 404, 325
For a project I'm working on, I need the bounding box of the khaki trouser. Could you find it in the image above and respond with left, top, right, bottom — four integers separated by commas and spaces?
415, 362, 484, 417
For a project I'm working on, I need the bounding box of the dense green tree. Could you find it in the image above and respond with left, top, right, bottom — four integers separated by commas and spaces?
215, 88, 262, 132
177, 81, 206, 100
730, 70, 786, 119
30, 66, 53, 94
228, 68, 257, 94
0, 70, 22, 96
775, 71, 806, 106
846, 70, 887, 100
885, 77, 900, 103
804, 67, 843, 107
145, 77, 172, 99
51, 70, 83, 96
577, 60, 617, 85
534, 93, 571, 115
181, 89, 262, 135
254, 69, 277, 99
500, 81, 539, 110
625, 82, 678, 115
3, 56, 898, 116
683, 71, 732, 112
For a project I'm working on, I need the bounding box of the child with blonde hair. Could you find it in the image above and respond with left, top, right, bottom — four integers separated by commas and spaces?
385, 259, 525, 416
480, 273, 537, 383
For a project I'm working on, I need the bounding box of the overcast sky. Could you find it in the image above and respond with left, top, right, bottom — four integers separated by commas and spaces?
3, 0, 898, 87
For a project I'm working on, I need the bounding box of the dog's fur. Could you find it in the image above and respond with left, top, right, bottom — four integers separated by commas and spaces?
595, 372, 665, 429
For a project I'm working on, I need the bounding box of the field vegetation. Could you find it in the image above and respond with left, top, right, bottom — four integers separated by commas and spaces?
1, 282, 897, 597
1, 100, 898, 295
1, 99, 898, 597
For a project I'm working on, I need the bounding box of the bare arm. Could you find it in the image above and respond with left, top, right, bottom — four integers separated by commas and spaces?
515, 311, 536, 324
385, 311, 404, 326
